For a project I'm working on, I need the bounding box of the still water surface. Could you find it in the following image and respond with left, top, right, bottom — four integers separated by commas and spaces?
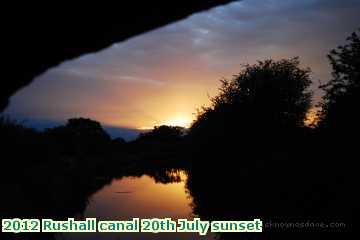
63, 171, 214, 240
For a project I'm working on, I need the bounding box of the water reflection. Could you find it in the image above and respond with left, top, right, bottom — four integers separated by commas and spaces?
62, 171, 214, 240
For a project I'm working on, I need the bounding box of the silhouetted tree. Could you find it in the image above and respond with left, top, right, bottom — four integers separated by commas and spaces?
190, 57, 312, 146
0, 116, 50, 170
129, 125, 185, 159
45, 118, 111, 156
185, 57, 359, 239
109, 137, 127, 153
318, 29, 360, 132
137, 125, 185, 142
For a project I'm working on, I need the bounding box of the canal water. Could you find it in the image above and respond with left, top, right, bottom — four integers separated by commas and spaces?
63, 171, 215, 239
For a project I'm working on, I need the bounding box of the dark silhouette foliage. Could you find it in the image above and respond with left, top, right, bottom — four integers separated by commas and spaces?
190, 58, 312, 148
44, 118, 111, 156
318, 29, 360, 133
138, 125, 185, 142
0, 116, 49, 170
185, 55, 356, 240
129, 125, 186, 160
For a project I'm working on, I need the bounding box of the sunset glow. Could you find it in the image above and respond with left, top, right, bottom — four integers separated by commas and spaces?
304, 108, 320, 127
162, 118, 193, 128
4, 0, 359, 137
138, 117, 194, 130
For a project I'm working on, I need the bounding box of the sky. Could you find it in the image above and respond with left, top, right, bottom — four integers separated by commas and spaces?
4, 0, 360, 132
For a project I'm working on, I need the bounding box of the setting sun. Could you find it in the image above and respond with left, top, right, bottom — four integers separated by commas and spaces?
138, 117, 193, 130
162, 118, 193, 128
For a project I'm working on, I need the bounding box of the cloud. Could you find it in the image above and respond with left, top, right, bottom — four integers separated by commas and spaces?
55, 67, 164, 86
117, 76, 164, 86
